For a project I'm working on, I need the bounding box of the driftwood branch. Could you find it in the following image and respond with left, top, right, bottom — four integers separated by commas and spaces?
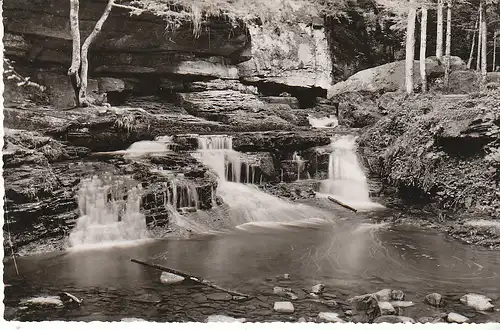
327, 196, 357, 213
130, 259, 252, 298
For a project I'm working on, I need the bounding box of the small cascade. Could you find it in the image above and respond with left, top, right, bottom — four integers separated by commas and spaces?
161, 173, 200, 212
319, 135, 383, 210
68, 175, 150, 249
292, 152, 307, 181
124, 138, 173, 158
195, 134, 329, 227
308, 115, 339, 129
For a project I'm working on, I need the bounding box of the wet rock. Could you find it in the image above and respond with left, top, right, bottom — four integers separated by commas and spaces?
390, 290, 405, 301
460, 293, 494, 311
378, 301, 395, 315
233, 131, 331, 153
318, 312, 344, 323
322, 293, 337, 299
298, 317, 307, 322
273, 301, 295, 314
98, 77, 126, 93
447, 312, 469, 323
59, 292, 83, 306
424, 293, 443, 307
390, 301, 415, 308
121, 317, 146, 322
276, 274, 291, 281
344, 310, 354, 316
294, 289, 307, 300
417, 316, 441, 323
255, 310, 273, 316
160, 272, 185, 285
206, 315, 246, 323
273, 286, 292, 297
206, 293, 232, 301
311, 284, 325, 294
373, 315, 415, 324
347, 294, 381, 322
374, 288, 392, 301
19, 296, 64, 308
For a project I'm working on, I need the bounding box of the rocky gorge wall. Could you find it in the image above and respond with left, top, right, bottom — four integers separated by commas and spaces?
3, 0, 333, 109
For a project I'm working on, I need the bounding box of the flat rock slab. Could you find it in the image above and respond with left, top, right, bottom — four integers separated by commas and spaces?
206, 293, 233, 301
390, 301, 415, 308
460, 293, 494, 311
374, 315, 415, 323
273, 301, 295, 314
378, 301, 396, 315
160, 272, 185, 285
206, 315, 246, 323
19, 296, 63, 308
447, 312, 470, 323
318, 312, 344, 323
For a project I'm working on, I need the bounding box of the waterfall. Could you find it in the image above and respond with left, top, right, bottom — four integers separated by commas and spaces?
308, 115, 338, 128
68, 175, 150, 249
319, 135, 383, 210
292, 152, 307, 181
195, 135, 329, 228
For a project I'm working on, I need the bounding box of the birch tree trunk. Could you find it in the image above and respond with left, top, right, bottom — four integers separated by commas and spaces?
420, 7, 428, 92
68, 0, 82, 105
476, 5, 482, 71
436, 0, 444, 60
444, 0, 452, 89
405, 0, 417, 95
467, 18, 478, 69
480, 0, 487, 89
67, 0, 115, 107
494, 31, 498, 72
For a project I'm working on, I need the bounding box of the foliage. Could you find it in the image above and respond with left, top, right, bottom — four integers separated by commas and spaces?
3, 58, 46, 92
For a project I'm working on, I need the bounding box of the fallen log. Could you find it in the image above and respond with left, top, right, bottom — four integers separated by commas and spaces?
327, 196, 357, 213
130, 259, 252, 298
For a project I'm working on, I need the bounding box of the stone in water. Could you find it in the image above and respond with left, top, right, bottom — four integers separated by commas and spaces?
318, 312, 344, 323
206, 315, 246, 323
390, 301, 415, 308
378, 301, 395, 315
311, 283, 325, 294
424, 293, 443, 307
447, 312, 469, 323
374, 288, 392, 301
160, 271, 185, 285
460, 293, 494, 311
274, 301, 295, 314
20, 296, 64, 308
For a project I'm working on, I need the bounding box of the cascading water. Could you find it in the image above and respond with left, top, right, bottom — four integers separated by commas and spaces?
68, 175, 150, 249
194, 135, 330, 229
292, 152, 309, 181
308, 115, 339, 128
319, 135, 383, 210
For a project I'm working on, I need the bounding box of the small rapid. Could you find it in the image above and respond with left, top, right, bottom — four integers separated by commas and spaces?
318, 135, 384, 211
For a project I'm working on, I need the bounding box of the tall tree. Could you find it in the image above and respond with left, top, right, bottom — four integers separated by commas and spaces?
405, 0, 418, 94
494, 30, 498, 71
476, 4, 483, 71
467, 17, 479, 69
480, 0, 487, 88
420, 5, 428, 92
68, 0, 116, 107
444, 0, 452, 88
436, 0, 444, 60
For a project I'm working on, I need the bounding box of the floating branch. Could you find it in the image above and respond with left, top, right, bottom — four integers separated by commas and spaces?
130, 258, 252, 298
327, 196, 357, 213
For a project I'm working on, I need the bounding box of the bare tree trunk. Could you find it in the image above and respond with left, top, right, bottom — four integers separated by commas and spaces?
79, 0, 116, 106
467, 18, 478, 69
405, 0, 417, 95
67, 0, 115, 107
444, 1, 452, 89
420, 7, 428, 92
476, 8, 482, 71
68, 0, 82, 106
480, 0, 487, 89
436, 0, 444, 60
494, 31, 498, 72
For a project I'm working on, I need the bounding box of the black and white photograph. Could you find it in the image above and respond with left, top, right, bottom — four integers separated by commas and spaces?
1, 0, 500, 325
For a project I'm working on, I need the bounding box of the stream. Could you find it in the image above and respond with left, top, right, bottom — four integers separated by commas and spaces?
3, 134, 500, 322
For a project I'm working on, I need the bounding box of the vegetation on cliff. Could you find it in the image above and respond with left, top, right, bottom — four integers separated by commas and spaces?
358, 91, 499, 218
